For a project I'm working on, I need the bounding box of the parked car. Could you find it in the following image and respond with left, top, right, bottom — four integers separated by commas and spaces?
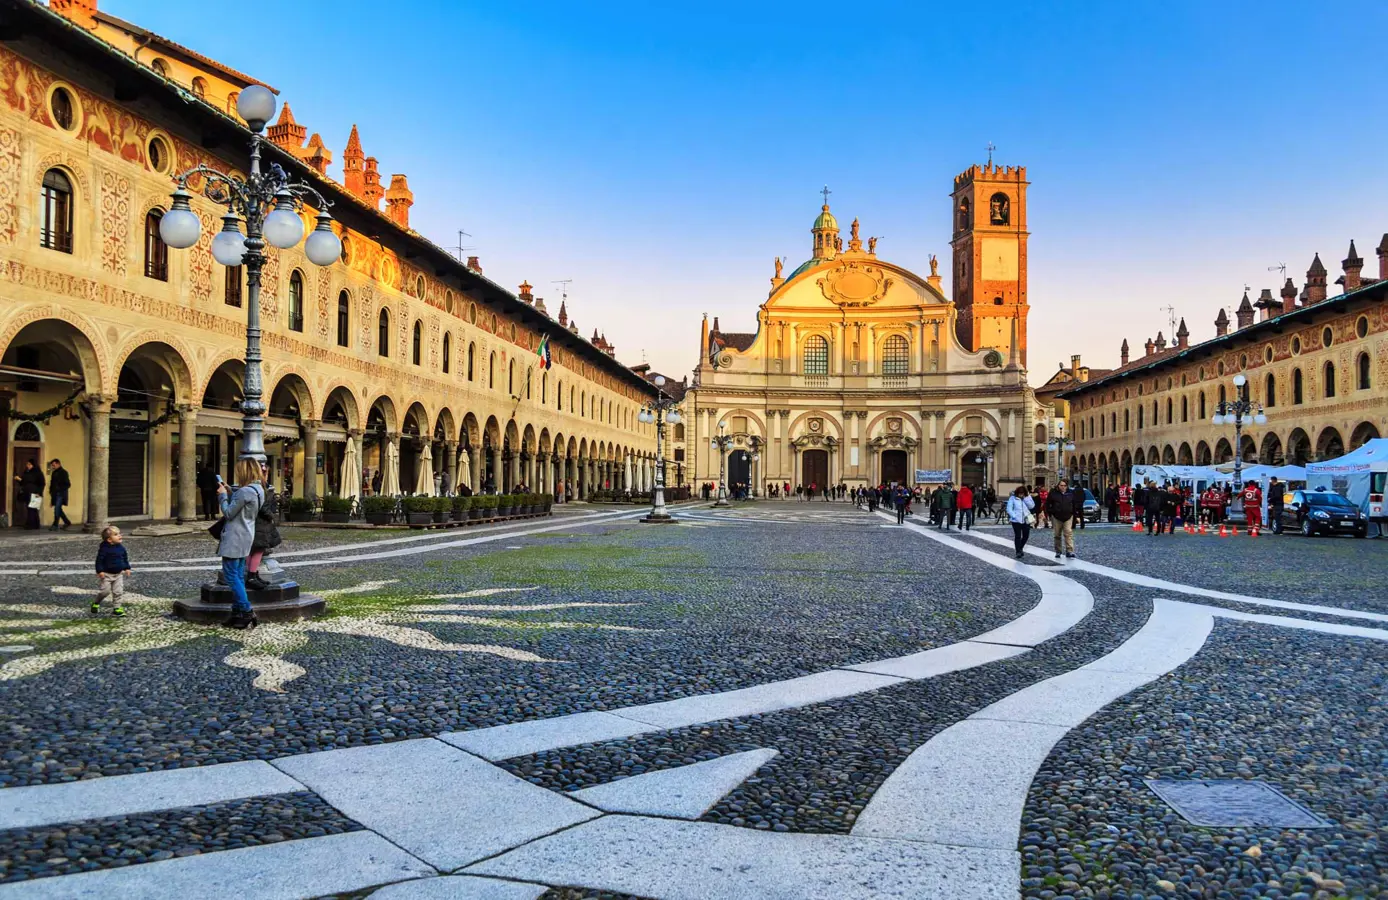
1273, 488, 1368, 537
1079, 488, 1101, 523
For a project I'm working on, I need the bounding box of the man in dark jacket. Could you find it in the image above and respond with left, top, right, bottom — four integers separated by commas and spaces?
15, 459, 43, 530
938, 483, 957, 530
1104, 485, 1119, 523
1045, 478, 1076, 559
197, 465, 220, 520
1071, 482, 1087, 530
47, 459, 71, 530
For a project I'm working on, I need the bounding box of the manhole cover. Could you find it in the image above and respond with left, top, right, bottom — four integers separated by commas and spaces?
1145, 779, 1331, 828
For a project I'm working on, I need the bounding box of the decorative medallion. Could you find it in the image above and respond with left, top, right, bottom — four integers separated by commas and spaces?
808, 417, 824, 434
817, 261, 893, 307
887, 417, 902, 434
717, 352, 733, 368
983, 349, 1004, 368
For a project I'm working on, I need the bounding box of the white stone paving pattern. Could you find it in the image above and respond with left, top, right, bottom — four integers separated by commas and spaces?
569, 748, 778, 818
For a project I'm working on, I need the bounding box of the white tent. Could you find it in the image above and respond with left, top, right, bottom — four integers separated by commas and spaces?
340, 436, 361, 501
1307, 438, 1388, 515
381, 440, 401, 496
1216, 463, 1307, 483
1130, 464, 1223, 486
415, 446, 435, 497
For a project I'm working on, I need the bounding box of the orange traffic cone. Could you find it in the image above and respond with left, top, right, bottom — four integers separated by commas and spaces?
1250, 525, 1259, 537
1218, 523, 1228, 537
1198, 522, 1207, 534
1132, 519, 1143, 532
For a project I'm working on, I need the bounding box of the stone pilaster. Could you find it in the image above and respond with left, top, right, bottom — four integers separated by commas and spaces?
84, 397, 112, 533
301, 418, 320, 499
176, 404, 198, 523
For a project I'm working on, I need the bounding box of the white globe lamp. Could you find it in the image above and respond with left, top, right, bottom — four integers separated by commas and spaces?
262, 190, 304, 249
235, 85, 277, 131
210, 213, 247, 266
303, 212, 341, 266
158, 188, 201, 249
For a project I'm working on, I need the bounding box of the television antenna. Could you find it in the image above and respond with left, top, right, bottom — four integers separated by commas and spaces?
1268, 262, 1287, 280
451, 229, 473, 261
1159, 304, 1177, 335
551, 279, 572, 304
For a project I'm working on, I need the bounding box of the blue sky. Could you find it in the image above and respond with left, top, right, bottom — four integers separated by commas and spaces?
116, 0, 1388, 384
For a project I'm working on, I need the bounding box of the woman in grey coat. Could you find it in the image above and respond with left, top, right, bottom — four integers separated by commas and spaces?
217, 458, 264, 630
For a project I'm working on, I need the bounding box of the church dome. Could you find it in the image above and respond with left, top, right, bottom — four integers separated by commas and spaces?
812, 204, 838, 232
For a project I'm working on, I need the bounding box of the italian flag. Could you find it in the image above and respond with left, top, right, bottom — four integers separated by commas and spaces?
536, 334, 551, 370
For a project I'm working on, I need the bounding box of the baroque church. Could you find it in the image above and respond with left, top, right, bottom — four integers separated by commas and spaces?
687, 165, 1037, 493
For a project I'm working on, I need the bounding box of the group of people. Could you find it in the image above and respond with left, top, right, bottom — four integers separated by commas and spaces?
1111, 477, 1279, 533
11, 458, 72, 531
1004, 480, 1093, 559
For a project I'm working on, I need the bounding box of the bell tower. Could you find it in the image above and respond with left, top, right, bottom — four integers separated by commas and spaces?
950, 162, 1029, 364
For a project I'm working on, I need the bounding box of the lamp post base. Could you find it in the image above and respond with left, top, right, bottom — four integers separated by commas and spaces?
640, 512, 676, 524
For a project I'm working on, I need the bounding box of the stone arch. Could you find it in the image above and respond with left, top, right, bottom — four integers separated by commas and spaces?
320, 385, 360, 429
366, 395, 399, 434
715, 408, 767, 437
1195, 441, 1212, 466
1109, 451, 1119, 476
1161, 445, 1176, 465
1350, 421, 1380, 450
483, 415, 502, 447
1134, 447, 1146, 466
1120, 449, 1133, 473
1259, 432, 1282, 465
787, 410, 844, 440
865, 410, 923, 441
1315, 426, 1343, 460
0, 307, 110, 396
433, 407, 456, 442
460, 412, 481, 448
266, 366, 316, 417
521, 423, 538, 453
504, 418, 521, 448
1286, 428, 1311, 466
1239, 434, 1257, 462
1178, 442, 1194, 466
36, 152, 91, 197
1214, 437, 1233, 463
401, 401, 429, 438
943, 409, 1000, 440
576, 437, 588, 461
196, 346, 246, 401
201, 358, 244, 411
268, 371, 313, 421
113, 333, 197, 405
538, 428, 552, 455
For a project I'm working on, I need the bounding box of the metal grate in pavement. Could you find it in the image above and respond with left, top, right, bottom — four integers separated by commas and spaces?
1145, 779, 1332, 828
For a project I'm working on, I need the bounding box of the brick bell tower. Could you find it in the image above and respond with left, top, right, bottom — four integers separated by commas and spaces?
950, 162, 1030, 365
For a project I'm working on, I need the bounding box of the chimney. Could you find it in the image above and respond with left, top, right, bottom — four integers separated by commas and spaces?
1214, 308, 1230, 337
1155, 331, 1167, 351
303, 133, 331, 175
1070, 354, 1081, 376
343, 125, 364, 197
1120, 338, 1129, 366
558, 301, 569, 327
466, 256, 482, 274
518, 281, 534, 304
267, 103, 307, 153
1176, 318, 1190, 349
1256, 288, 1277, 321
1144, 337, 1155, 357
1342, 240, 1364, 292
50, 0, 97, 30
1280, 277, 1298, 315
384, 174, 413, 229
362, 157, 383, 209
1306, 253, 1328, 304
1235, 291, 1255, 329
535, 297, 547, 315
1378, 234, 1388, 281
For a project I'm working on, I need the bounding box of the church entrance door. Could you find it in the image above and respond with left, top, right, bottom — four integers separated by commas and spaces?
881, 450, 908, 486
728, 450, 750, 491
802, 449, 828, 489
961, 450, 987, 489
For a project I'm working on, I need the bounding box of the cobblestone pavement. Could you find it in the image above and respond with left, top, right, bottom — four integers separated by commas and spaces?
0, 502, 1382, 899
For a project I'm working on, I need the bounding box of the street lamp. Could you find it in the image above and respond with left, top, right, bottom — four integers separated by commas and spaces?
709, 420, 733, 507
980, 436, 996, 492
1211, 372, 1267, 511
161, 84, 341, 465
746, 434, 763, 499
638, 375, 681, 523
1046, 422, 1076, 485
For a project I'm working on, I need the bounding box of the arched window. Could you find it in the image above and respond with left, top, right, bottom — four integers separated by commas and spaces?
1292, 368, 1303, 404
442, 333, 451, 373
1138, 406, 1144, 429
287, 270, 304, 331
581, 391, 587, 416
1264, 373, 1276, 407
1124, 410, 1130, 431
1358, 353, 1371, 390
525, 367, 532, 400
1165, 398, 1172, 424
570, 387, 575, 412
226, 91, 239, 115
557, 381, 563, 411
508, 360, 515, 395
1217, 385, 1227, 406
488, 352, 496, 388
336, 291, 350, 347
541, 373, 547, 404
190, 76, 206, 99
466, 343, 475, 381
1100, 414, 1105, 437
377, 309, 390, 357
150, 58, 168, 76
1323, 361, 1336, 398
802, 335, 829, 375
881, 335, 909, 375
143, 209, 168, 280
411, 320, 422, 365
1181, 395, 1189, 421
988, 191, 1010, 225
1198, 392, 1206, 419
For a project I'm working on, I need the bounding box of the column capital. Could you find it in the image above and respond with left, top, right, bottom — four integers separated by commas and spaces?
83, 395, 114, 414
175, 402, 200, 416
348, 428, 364, 439
302, 418, 322, 430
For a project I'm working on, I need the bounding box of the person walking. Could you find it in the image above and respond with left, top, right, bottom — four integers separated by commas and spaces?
938, 482, 957, 530
1267, 476, 1284, 531
1007, 485, 1035, 558
14, 458, 44, 530
894, 484, 909, 524
1046, 478, 1076, 559
92, 525, 130, 617
1036, 486, 1050, 529
1072, 482, 1087, 530
47, 459, 71, 531
1241, 480, 1263, 530
957, 483, 974, 530
216, 458, 264, 630
1143, 481, 1161, 535
197, 465, 220, 520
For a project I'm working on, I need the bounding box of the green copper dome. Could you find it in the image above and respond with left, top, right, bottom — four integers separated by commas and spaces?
812, 204, 838, 232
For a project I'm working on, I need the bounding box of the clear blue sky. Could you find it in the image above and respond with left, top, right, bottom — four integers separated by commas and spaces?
116, 0, 1388, 384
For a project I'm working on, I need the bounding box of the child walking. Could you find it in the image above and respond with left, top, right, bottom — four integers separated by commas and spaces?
93, 525, 130, 617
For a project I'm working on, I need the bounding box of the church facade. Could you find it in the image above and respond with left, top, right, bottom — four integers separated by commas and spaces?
687, 166, 1037, 494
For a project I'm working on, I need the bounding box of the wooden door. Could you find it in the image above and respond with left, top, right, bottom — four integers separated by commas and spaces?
11, 446, 42, 526
802, 449, 828, 489
882, 450, 908, 486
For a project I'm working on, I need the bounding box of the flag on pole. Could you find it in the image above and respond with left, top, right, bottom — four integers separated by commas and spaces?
536, 334, 551, 370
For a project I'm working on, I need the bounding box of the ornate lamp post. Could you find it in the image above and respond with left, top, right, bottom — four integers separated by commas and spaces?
158, 84, 342, 466
160, 85, 340, 625
1046, 422, 1075, 486
746, 435, 762, 499
638, 376, 682, 523
1212, 372, 1267, 519
710, 420, 733, 507
980, 435, 996, 495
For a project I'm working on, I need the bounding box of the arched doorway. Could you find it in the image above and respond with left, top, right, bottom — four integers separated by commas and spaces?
881, 449, 908, 486
728, 449, 751, 490
959, 450, 986, 488
802, 449, 828, 489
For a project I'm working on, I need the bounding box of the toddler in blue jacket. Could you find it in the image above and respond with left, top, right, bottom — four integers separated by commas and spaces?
93, 525, 130, 617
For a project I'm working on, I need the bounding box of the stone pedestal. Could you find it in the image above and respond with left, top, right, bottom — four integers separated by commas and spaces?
172, 560, 326, 624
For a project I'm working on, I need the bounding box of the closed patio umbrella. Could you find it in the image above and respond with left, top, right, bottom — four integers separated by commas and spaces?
458, 449, 472, 490
382, 440, 401, 496
416, 445, 435, 497
340, 436, 361, 501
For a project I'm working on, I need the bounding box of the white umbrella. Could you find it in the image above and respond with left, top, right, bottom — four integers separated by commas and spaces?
624, 454, 633, 491
458, 449, 472, 490
415, 445, 435, 497
382, 440, 401, 496
340, 436, 361, 501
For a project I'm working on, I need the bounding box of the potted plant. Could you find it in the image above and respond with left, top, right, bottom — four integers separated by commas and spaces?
402, 495, 434, 527
363, 495, 395, 526
321, 494, 353, 523
431, 496, 449, 523
542, 494, 553, 515
285, 496, 315, 522
496, 494, 514, 517
451, 494, 471, 522
468, 495, 487, 521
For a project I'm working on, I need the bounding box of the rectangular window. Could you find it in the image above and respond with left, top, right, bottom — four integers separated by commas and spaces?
224, 266, 243, 307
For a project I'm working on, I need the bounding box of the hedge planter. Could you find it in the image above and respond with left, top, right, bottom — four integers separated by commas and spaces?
406, 512, 433, 527
497, 506, 513, 518
365, 512, 392, 526
321, 512, 351, 524
286, 511, 315, 523
468, 508, 482, 521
